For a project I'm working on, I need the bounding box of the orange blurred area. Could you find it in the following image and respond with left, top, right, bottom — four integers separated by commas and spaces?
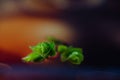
0, 15, 75, 64
0, 0, 75, 64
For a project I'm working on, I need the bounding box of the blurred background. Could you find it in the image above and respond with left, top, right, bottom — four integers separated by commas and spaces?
0, 0, 120, 80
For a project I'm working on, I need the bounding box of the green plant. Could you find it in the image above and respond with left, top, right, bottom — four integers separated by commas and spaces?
22, 37, 84, 65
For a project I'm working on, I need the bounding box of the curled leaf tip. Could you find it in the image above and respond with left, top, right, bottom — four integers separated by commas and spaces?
60, 46, 84, 65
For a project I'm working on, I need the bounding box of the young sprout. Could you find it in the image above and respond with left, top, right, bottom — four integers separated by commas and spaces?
22, 42, 56, 62
22, 37, 84, 65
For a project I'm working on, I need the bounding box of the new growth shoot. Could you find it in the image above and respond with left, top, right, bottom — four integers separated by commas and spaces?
22, 37, 84, 65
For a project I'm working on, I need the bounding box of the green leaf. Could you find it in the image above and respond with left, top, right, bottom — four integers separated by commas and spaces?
60, 47, 84, 65
58, 45, 67, 53
32, 42, 55, 56
23, 41, 56, 63
47, 42, 56, 56
22, 53, 44, 62
30, 42, 50, 54
68, 51, 84, 64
